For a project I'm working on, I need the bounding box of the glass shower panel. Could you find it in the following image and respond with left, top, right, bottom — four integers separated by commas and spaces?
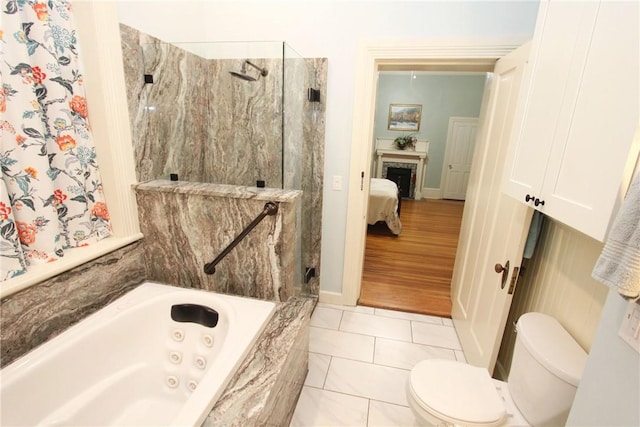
140, 41, 284, 187
283, 43, 312, 293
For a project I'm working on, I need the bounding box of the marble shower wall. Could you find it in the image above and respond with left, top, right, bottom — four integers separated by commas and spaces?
0, 242, 146, 367
120, 24, 326, 295
135, 180, 300, 302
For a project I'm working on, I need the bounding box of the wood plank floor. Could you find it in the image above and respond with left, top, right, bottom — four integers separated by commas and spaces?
359, 199, 465, 318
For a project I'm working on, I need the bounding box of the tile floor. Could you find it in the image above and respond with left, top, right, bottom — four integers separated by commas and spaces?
290, 303, 466, 426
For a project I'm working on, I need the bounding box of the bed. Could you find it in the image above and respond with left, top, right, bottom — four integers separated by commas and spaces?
368, 178, 402, 235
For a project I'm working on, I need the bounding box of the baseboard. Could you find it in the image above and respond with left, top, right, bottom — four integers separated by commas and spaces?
421, 187, 442, 199
319, 290, 348, 305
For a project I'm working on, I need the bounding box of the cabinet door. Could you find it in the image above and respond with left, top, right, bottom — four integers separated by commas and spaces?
502, 1, 599, 203
541, 1, 639, 242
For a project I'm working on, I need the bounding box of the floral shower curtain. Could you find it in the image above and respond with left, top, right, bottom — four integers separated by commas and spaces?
1, 0, 111, 281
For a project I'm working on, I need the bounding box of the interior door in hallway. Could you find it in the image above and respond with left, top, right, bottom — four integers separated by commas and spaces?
451, 43, 533, 373
442, 117, 478, 200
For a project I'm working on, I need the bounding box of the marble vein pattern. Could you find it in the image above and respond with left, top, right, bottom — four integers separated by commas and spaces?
135, 182, 300, 302
204, 295, 316, 426
0, 242, 146, 367
120, 24, 326, 297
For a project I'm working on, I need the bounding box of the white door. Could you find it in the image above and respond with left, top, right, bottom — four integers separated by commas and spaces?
442, 117, 478, 200
451, 43, 533, 372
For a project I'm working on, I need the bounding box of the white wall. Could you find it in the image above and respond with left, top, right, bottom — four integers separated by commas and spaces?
115, 0, 539, 294
567, 289, 640, 426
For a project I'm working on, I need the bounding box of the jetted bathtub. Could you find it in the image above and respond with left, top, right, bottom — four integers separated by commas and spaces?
0, 282, 276, 426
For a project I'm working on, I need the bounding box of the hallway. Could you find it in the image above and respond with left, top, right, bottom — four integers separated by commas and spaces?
359, 199, 464, 317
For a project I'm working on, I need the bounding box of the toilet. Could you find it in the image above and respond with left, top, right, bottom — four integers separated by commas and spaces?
407, 312, 588, 426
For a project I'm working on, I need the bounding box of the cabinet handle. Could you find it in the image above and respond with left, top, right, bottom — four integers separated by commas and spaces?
534, 198, 545, 207
525, 194, 535, 203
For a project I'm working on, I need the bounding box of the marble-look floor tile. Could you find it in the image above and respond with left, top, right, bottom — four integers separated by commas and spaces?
374, 337, 456, 370
340, 311, 412, 342
310, 306, 343, 330
324, 357, 410, 407
290, 386, 368, 427
367, 400, 419, 427
305, 353, 331, 388
309, 327, 374, 362
411, 321, 462, 350
318, 303, 375, 315
374, 308, 444, 325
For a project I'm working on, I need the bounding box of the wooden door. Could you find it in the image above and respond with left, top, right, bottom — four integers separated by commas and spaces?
451, 43, 533, 372
442, 117, 478, 200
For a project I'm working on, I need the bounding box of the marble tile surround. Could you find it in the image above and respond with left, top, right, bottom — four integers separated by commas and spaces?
119, 25, 326, 296
135, 180, 301, 302
0, 241, 146, 368
206, 295, 316, 426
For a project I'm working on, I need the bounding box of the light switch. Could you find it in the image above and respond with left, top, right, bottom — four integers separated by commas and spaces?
618, 301, 640, 353
332, 175, 342, 191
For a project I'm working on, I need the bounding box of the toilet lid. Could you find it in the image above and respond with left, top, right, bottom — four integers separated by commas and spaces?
409, 359, 506, 426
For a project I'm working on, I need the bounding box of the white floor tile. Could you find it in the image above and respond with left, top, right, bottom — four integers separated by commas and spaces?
374, 308, 444, 325
310, 306, 343, 330
374, 337, 456, 370
324, 357, 410, 407
318, 302, 375, 314
305, 353, 332, 388
442, 317, 454, 327
340, 311, 412, 341
290, 386, 369, 427
367, 400, 419, 427
411, 321, 462, 350
309, 327, 375, 362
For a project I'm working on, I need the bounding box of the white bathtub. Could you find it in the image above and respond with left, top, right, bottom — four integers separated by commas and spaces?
0, 282, 276, 426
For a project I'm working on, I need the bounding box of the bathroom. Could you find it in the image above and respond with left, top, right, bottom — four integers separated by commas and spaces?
1, 1, 639, 426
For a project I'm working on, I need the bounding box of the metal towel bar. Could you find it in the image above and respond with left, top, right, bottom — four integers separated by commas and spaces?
203, 202, 278, 275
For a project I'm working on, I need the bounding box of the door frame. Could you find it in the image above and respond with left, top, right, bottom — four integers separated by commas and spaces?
341, 38, 527, 306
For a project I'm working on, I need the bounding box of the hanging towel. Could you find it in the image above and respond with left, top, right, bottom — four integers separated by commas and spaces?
523, 210, 545, 259
592, 173, 640, 299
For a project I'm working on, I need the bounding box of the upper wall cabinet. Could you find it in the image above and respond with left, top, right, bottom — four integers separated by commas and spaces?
503, 0, 639, 242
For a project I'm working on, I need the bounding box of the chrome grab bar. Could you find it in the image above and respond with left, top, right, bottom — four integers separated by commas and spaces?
203, 202, 278, 275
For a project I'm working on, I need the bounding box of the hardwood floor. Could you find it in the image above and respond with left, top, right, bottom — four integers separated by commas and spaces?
359, 198, 465, 317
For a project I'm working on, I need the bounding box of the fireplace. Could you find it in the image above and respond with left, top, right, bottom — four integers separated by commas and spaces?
386, 167, 413, 198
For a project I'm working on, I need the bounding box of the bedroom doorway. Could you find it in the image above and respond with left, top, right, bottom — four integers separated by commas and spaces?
357, 69, 487, 317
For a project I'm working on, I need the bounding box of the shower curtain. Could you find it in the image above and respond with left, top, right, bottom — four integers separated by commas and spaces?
0, 0, 111, 281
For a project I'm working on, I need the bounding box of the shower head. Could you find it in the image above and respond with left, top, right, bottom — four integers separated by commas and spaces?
229, 71, 257, 81
229, 60, 268, 81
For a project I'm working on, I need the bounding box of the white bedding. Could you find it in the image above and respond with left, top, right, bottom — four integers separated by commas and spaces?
368, 178, 402, 235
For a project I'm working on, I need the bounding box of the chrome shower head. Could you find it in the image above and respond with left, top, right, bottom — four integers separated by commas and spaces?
229, 60, 268, 82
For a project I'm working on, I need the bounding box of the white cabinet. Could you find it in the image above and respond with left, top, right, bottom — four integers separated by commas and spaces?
503, 0, 639, 242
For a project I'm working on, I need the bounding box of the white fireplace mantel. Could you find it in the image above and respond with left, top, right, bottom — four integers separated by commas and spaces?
374, 138, 429, 200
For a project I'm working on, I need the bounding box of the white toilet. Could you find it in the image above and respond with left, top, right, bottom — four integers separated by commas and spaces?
407, 312, 588, 426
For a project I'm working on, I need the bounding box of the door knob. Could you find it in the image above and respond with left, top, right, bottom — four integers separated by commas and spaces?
448, 164, 453, 170
525, 194, 535, 203
494, 260, 510, 289
534, 198, 545, 207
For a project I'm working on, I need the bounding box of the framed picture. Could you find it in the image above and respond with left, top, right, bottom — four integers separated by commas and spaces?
388, 104, 422, 131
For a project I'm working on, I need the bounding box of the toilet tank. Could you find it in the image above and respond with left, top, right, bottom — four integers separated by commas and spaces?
508, 312, 587, 427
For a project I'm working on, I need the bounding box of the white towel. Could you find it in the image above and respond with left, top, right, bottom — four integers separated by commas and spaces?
592, 173, 640, 298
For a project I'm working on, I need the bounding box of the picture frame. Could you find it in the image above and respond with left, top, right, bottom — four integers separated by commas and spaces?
387, 104, 422, 131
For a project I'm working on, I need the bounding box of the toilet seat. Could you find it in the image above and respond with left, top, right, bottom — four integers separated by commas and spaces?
408, 359, 506, 426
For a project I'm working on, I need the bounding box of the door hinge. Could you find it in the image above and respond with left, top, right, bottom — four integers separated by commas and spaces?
360, 171, 365, 190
